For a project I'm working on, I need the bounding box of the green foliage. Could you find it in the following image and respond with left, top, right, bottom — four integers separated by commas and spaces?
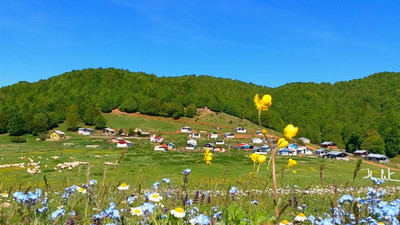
10, 136, 26, 143
186, 103, 197, 118
361, 129, 386, 154
0, 113, 8, 134
1, 68, 400, 156
94, 114, 107, 129
7, 115, 26, 136
65, 105, 81, 131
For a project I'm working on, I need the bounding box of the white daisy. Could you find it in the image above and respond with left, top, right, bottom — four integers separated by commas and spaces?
294, 213, 307, 222
77, 187, 87, 194
130, 207, 143, 216
171, 207, 185, 218
118, 183, 130, 190
1, 192, 8, 198
148, 193, 163, 202
279, 220, 293, 225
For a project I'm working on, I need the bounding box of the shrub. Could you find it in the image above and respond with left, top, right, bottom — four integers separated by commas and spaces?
10, 136, 27, 143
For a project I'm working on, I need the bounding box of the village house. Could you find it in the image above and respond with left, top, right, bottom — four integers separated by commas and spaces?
325, 151, 348, 160
278, 148, 296, 156
102, 128, 115, 136
109, 137, 124, 143
316, 149, 328, 156
167, 142, 176, 150
180, 126, 193, 133
297, 147, 313, 155
223, 133, 235, 138
215, 140, 225, 145
299, 137, 310, 144
353, 150, 370, 157
50, 130, 65, 140
203, 143, 214, 150
189, 133, 201, 139
150, 135, 164, 143
207, 132, 218, 139
365, 154, 389, 163
78, 128, 94, 136
251, 138, 264, 144
235, 127, 247, 133
186, 143, 196, 150
252, 147, 268, 155
154, 145, 168, 151
187, 139, 197, 147
213, 147, 226, 153
320, 142, 337, 149
117, 140, 131, 148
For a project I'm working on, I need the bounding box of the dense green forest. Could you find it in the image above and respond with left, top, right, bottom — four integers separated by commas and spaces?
0, 68, 399, 157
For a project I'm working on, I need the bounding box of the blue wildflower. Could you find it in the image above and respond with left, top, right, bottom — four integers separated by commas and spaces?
339, 194, 353, 204
192, 214, 211, 225
141, 202, 156, 215
229, 186, 238, 194
127, 196, 135, 205
251, 200, 259, 205
50, 209, 66, 220
89, 179, 97, 186
182, 168, 191, 175
213, 211, 222, 220
153, 182, 161, 190
308, 215, 315, 224
161, 214, 168, 219
162, 178, 171, 184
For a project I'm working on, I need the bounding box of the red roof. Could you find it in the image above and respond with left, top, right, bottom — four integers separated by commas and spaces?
119, 140, 127, 144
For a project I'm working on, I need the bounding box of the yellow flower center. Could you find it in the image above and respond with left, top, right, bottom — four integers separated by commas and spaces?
1, 193, 7, 196
78, 187, 84, 192
152, 194, 159, 198
134, 209, 141, 213
298, 213, 305, 217
280, 220, 289, 224
174, 207, 184, 213
120, 183, 127, 187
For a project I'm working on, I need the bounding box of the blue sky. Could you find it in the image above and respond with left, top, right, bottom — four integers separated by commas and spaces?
1, 0, 399, 88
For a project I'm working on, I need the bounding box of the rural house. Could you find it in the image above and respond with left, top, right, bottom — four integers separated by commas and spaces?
78, 128, 94, 136
207, 132, 218, 139
299, 137, 310, 144
154, 145, 168, 151
325, 151, 348, 160
215, 140, 225, 145
235, 127, 247, 133
150, 135, 164, 143
223, 133, 235, 138
320, 142, 337, 149
102, 128, 115, 136
50, 130, 65, 139
180, 126, 193, 133
189, 133, 201, 139
187, 139, 197, 147
297, 147, 313, 155
278, 148, 296, 156
203, 143, 214, 150
117, 140, 131, 148
251, 138, 264, 144
365, 154, 389, 163
353, 150, 370, 157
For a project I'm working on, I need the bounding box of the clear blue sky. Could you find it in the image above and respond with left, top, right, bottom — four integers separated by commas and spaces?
1, 0, 399, 88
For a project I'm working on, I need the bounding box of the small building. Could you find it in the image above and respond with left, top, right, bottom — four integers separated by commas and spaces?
316, 149, 328, 156
154, 145, 168, 151
278, 148, 296, 156
297, 147, 313, 155
207, 132, 218, 139
186, 143, 196, 150
251, 138, 264, 144
256, 130, 263, 136
102, 128, 115, 136
109, 137, 124, 143
50, 130, 65, 139
325, 151, 348, 159
203, 143, 214, 150
320, 142, 337, 149
167, 142, 176, 150
299, 137, 310, 144
365, 154, 389, 163
213, 147, 226, 153
141, 132, 150, 137
236, 143, 253, 150
223, 133, 235, 138
288, 144, 298, 150
215, 140, 225, 145
180, 126, 193, 133
187, 139, 197, 147
189, 133, 201, 139
150, 135, 164, 143
252, 147, 268, 155
78, 128, 94, 136
353, 150, 370, 157
117, 140, 131, 148
235, 127, 247, 133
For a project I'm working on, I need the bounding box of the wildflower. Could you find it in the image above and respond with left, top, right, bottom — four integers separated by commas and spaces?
1, 192, 8, 198
308, 215, 315, 224
153, 182, 161, 189
284, 124, 298, 140
37, 206, 49, 213
182, 168, 191, 175
148, 193, 163, 202
287, 158, 297, 168
77, 187, 87, 194
292, 170, 296, 174
162, 178, 170, 184
213, 211, 222, 220
141, 202, 156, 214
251, 200, 259, 205
371, 177, 385, 186
171, 207, 185, 218
89, 179, 97, 186
257, 155, 266, 164
118, 183, 129, 190
130, 207, 143, 216
127, 196, 135, 205
277, 138, 289, 148
339, 194, 353, 204
294, 213, 307, 222
279, 220, 292, 225
204, 148, 213, 165
229, 186, 238, 194
262, 129, 267, 135
254, 94, 272, 111
190, 214, 211, 225
250, 153, 259, 163
50, 209, 66, 220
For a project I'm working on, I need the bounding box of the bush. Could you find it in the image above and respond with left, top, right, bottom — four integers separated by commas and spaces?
10, 136, 27, 143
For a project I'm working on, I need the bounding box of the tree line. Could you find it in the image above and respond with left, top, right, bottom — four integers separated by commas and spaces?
0, 68, 399, 157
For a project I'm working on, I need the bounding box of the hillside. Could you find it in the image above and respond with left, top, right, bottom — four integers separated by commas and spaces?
0, 68, 400, 156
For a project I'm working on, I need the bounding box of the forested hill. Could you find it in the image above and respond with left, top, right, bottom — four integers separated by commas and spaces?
0, 68, 400, 156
